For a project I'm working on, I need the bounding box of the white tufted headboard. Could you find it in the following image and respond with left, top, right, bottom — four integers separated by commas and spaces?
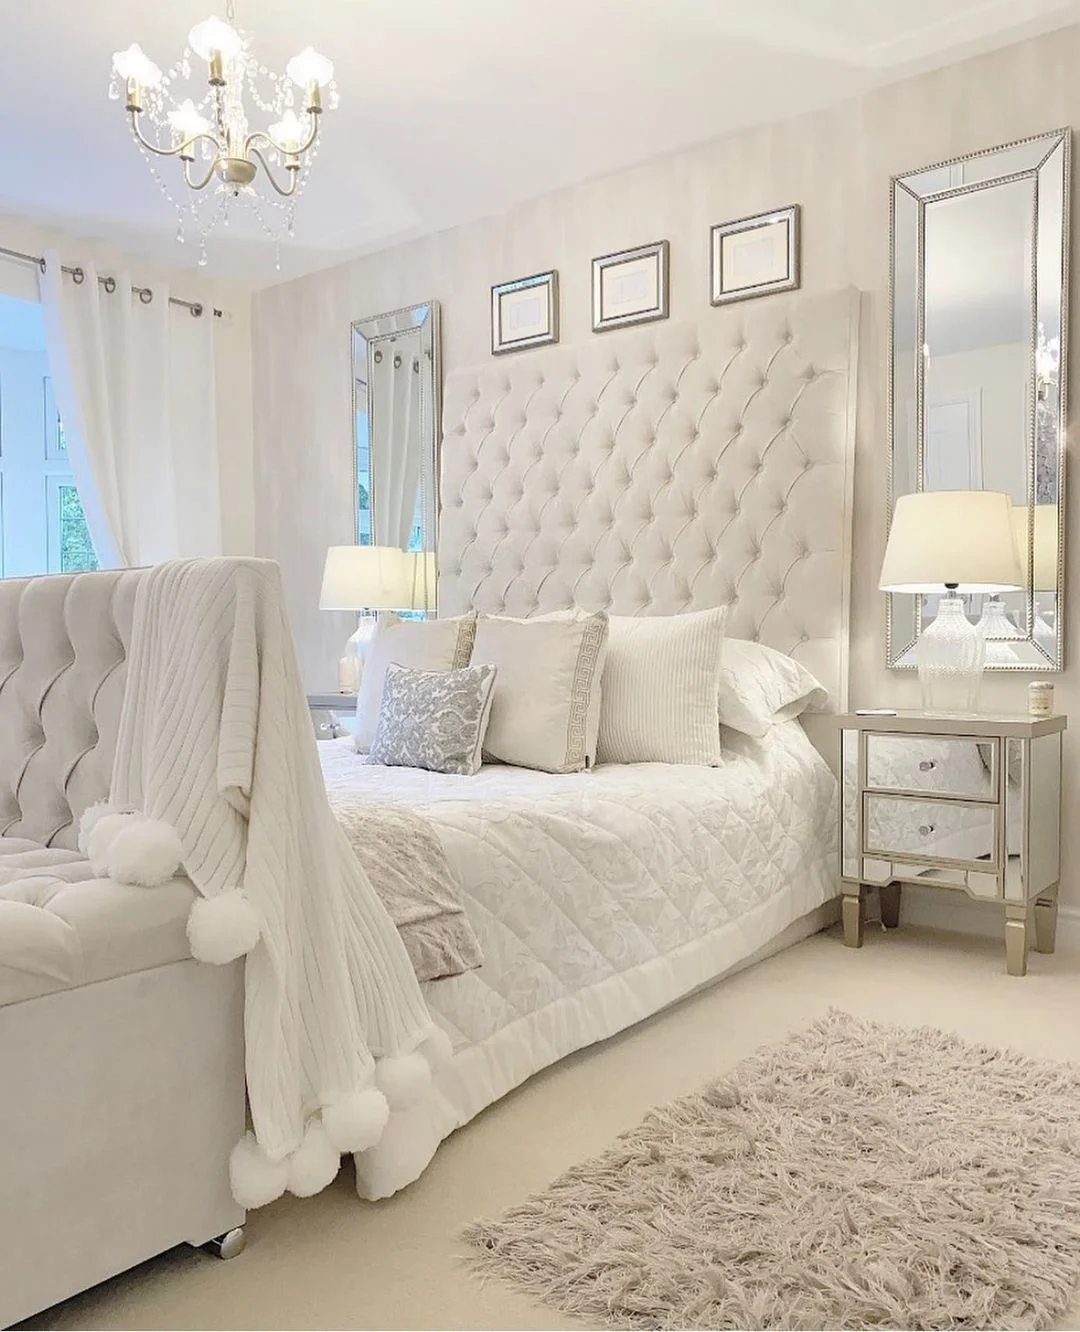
438, 288, 859, 708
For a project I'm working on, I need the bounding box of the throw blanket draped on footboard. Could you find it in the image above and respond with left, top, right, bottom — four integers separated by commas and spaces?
84, 558, 448, 1208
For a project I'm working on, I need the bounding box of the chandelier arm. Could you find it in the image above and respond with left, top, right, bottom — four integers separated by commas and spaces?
248, 146, 301, 197
129, 110, 224, 162
184, 157, 222, 192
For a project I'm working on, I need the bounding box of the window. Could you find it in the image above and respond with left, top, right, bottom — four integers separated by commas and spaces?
0, 295, 98, 576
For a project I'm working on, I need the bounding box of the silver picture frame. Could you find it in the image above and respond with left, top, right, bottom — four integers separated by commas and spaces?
592, 240, 670, 332
491, 270, 559, 356
710, 205, 800, 305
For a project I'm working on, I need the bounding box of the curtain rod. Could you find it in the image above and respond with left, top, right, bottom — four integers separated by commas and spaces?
0, 243, 225, 319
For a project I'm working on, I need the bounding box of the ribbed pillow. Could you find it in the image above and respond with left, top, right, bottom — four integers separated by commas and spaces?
596, 608, 727, 765
470, 612, 609, 773
354, 612, 476, 753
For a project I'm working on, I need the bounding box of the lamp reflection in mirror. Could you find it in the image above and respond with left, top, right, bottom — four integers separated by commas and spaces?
1012, 503, 1060, 653
880, 491, 1024, 712
319, 546, 434, 692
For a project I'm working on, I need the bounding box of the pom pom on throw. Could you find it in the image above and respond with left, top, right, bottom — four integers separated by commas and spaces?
106, 817, 183, 888
86, 812, 137, 878
374, 1052, 431, 1110
229, 1132, 288, 1209
421, 1026, 454, 1071
287, 1122, 341, 1198
321, 1088, 390, 1153
78, 801, 118, 857
187, 889, 261, 964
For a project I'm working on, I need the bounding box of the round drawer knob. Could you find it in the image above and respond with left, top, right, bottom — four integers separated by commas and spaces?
918, 760, 936, 772
918, 824, 936, 837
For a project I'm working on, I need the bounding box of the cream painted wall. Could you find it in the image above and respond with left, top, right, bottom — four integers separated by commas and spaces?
253, 23, 1080, 898
0, 215, 255, 556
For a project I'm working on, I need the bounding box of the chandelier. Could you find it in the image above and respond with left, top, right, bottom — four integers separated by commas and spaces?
110, 0, 337, 266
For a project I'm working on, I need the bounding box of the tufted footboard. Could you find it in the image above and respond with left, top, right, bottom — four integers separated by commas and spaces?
0, 569, 246, 1327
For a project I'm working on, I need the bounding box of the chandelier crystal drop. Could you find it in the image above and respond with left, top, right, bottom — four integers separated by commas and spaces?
110, 0, 337, 263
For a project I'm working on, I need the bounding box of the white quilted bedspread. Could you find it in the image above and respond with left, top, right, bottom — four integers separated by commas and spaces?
322, 721, 838, 1197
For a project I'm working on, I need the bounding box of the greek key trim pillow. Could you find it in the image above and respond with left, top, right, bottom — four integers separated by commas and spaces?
367, 662, 498, 776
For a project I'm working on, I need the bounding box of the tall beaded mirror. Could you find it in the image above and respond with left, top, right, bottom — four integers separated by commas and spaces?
887, 129, 1069, 671
352, 301, 441, 555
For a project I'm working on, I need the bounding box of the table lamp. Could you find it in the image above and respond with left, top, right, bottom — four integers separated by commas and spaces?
879, 490, 1024, 713
319, 546, 434, 692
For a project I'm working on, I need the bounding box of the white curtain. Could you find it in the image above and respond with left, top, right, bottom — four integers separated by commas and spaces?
370, 328, 421, 549
39, 250, 221, 568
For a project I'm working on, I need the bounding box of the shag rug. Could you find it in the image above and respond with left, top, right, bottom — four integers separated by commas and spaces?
463, 1011, 1080, 1330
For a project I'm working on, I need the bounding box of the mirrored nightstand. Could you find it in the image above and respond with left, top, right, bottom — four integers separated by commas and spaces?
308, 693, 357, 741
838, 711, 1066, 976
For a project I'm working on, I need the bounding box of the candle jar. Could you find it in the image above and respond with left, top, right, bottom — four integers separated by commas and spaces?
1028, 681, 1054, 717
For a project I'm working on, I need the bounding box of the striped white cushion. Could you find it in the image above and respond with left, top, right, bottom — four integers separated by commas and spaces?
596, 609, 727, 765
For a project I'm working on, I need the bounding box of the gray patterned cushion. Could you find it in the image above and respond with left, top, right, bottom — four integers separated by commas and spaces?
367, 663, 498, 776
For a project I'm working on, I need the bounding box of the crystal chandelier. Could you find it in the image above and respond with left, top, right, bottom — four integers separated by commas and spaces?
110, 0, 338, 266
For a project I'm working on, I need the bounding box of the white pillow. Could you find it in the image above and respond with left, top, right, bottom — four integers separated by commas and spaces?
354, 612, 477, 753
597, 608, 727, 766
717, 638, 828, 739
470, 612, 609, 773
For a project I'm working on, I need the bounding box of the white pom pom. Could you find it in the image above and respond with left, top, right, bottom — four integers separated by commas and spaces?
229, 1132, 288, 1209
106, 817, 183, 888
374, 1052, 431, 1110
321, 1088, 390, 1153
187, 889, 260, 964
78, 800, 117, 857
86, 812, 137, 877
287, 1122, 341, 1198
422, 1026, 454, 1071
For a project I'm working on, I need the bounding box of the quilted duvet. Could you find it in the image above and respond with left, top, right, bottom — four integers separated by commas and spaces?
321, 720, 838, 1199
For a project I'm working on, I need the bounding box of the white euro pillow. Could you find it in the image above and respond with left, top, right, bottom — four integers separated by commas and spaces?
470, 612, 609, 773
597, 608, 727, 766
354, 612, 477, 753
717, 638, 828, 739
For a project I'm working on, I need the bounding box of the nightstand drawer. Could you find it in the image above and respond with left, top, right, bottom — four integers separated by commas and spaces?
863, 793, 998, 868
865, 732, 998, 802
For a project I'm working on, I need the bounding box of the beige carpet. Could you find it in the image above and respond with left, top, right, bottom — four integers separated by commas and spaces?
465, 1010, 1080, 1330
20, 926, 1080, 1331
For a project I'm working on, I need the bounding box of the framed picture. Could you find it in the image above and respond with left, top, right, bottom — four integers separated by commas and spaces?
710, 205, 800, 305
491, 270, 559, 355
592, 240, 669, 332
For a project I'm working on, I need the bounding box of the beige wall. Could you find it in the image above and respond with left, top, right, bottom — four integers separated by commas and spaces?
0, 215, 256, 556
253, 24, 1080, 898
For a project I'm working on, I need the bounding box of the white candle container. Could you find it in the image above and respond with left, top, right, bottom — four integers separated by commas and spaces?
1028, 681, 1054, 717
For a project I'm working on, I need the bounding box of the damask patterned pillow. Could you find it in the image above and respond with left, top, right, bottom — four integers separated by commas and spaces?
367, 662, 498, 776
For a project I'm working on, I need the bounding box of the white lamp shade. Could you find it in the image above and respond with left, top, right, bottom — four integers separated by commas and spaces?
320, 545, 415, 611
1011, 503, 1060, 592
879, 490, 1024, 594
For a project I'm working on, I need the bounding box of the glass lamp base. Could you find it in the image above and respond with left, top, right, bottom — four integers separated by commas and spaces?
336, 615, 378, 693
917, 595, 985, 714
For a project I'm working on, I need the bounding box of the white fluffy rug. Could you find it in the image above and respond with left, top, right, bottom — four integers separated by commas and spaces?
463, 1011, 1080, 1330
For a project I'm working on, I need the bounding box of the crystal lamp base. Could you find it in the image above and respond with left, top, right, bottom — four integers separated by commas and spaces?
917, 595, 985, 713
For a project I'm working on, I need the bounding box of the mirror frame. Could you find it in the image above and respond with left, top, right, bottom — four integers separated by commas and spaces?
351, 300, 442, 554
886, 129, 1070, 672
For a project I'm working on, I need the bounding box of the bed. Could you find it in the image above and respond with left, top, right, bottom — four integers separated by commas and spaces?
337, 284, 861, 1196
322, 721, 837, 1197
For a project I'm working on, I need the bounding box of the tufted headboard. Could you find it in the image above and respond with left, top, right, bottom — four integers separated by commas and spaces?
438, 287, 859, 709
0, 569, 143, 848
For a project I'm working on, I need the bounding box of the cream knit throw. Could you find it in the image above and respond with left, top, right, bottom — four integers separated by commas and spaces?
96, 557, 441, 1206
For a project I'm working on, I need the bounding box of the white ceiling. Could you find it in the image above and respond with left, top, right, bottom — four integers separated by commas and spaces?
1, 0, 1079, 288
